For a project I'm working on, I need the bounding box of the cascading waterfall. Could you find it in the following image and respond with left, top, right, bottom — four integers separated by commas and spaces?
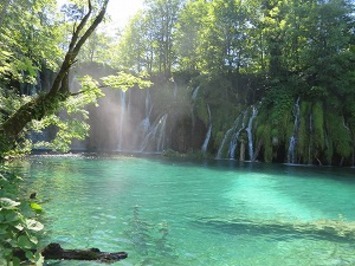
227, 111, 247, 159
192, 86, 200, 101
201, 104, 212, 153
137, 89, 153, 138
216, 108, 257, 160
156, 114, 168, 151
191, 86, 201, 133
112, 88, 168, 153
308, 113, 313, 164
287, 97, 300, 164
172, 78, 178, 98
140, 114, 168, 152
117, 90, 127, 151
246, 106, 258, 161
216, 128, 233, 159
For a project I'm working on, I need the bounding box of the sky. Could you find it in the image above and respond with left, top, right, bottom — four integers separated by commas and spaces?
57, 0, 144, 31
107, 0, 144, 30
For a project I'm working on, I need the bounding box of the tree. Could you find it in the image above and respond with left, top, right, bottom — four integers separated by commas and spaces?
78, 31, 116, 63
253, 0, 355, 164
0, 0, 110, 157
174, 0, 208, 72
0, 0, 62, 87
115, 11, 153, 72
145, 0, 181, 76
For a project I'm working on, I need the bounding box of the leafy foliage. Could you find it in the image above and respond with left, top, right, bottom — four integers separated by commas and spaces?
0, 166, 44, 264
102, 71, 153, 91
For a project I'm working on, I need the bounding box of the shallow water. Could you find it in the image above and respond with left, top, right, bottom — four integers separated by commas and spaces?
19, 155, 355, 265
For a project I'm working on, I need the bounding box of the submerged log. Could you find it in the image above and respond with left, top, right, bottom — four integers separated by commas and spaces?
42, 243, 128, 262
14, 243, 128, 263
197, 217, 355, 242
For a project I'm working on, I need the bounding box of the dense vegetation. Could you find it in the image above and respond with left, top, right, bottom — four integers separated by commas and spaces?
115, 0, 355, 166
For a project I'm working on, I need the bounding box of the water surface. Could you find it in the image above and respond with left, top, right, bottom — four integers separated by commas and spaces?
20, 155, 355, 265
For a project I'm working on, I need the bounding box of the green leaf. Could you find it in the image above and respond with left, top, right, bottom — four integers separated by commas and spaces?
5, 212, 21, 222
0, 224, 8, 235
25, 250, 34, 260
14, 223, 24, 231
26, 219, 44, 232
35, 253, 45, 265
29, 236, 38, 245
30, 202, 43, 212
18, 235, 33, 249
12, 256, 21, 266
0, 197, 21, 209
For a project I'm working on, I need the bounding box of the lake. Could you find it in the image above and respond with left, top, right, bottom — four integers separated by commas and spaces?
19, 155, 355, 265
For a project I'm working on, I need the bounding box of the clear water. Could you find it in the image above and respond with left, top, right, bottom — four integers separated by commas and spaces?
19, 155, 355, 266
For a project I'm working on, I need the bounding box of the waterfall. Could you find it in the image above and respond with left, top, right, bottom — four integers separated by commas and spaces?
201, 104, 212, 153
117, 90, 127, 151
172, 78, 178, 98
141, 90, 153, 134
216, 128, 233, 159
216, 109, 250, 159
287, 97, 300, 164
308, 113, 313, 164
191, 86, 201, 133
192, 86, 200, 101
135, 89, 154, 150
145, 89, 153, 117
156, 114, 168, 151
140, 114, 168, 152
228, 112, 247, 159
246, 106, 258, 161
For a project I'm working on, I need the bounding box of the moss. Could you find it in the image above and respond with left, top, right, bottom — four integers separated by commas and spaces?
214, 131, 226, 150
256, 124, 265, 142
326, 111, 352, 159
255, 122, 272, 162
297, 101, 311, 163
312, 101, 325, 151
324, 131, 334, 165
195, 98, 208, 125
263, 124, 273, 162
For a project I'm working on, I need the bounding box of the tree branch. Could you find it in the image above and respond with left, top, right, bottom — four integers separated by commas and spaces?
68, 0, 93, 52
49, 0, 109, 97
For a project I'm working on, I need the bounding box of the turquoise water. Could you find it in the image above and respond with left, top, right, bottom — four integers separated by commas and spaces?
19, 155, 355, 266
